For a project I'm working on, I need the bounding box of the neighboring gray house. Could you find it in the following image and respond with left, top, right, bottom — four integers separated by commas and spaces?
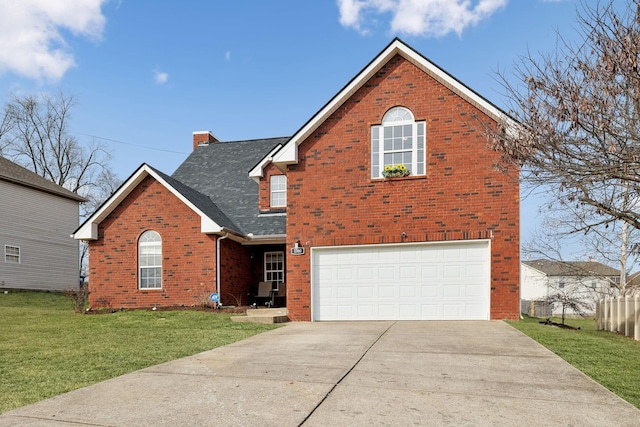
521, 259, 620, 316
0, 157, 86, 291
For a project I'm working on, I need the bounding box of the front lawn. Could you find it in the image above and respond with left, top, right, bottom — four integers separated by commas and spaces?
507, 315, 640, 409
0, 291, 279, 414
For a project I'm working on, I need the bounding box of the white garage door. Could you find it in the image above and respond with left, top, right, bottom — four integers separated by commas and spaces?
312, 241, 490, 321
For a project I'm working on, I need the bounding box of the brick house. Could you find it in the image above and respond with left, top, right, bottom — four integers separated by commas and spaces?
74, 39, 520, 320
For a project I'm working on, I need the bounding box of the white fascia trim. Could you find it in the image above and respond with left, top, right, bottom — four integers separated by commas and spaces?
73, 164, 223, 240
272, 39, 511, 167
243, 234, 287, 245
249, 144, 283, 182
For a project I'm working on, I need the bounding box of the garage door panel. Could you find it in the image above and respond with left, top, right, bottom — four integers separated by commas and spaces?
465, 283, 484, 297
379, 285, 395, 298
399, 285, 416, 297
379, 266, 395, 280
312, 241, 490, 321
357, 286, 374, 298
421, 285, 438, 298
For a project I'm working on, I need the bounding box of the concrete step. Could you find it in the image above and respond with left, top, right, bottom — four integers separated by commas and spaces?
231, 307, 289, 324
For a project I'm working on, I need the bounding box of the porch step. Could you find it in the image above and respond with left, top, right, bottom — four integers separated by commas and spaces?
231, 308, 289, 324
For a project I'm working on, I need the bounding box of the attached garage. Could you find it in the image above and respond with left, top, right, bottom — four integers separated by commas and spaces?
311, 241, 490, 321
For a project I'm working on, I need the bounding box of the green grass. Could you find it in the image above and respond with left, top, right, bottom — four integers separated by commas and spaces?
0, 291, 279, 414
507, 315, 640, 409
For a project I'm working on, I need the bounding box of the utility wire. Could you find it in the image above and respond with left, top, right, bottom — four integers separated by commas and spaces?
75, 132, 190, 155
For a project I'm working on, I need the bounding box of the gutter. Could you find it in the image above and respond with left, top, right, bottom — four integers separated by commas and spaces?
216, 232, 229, 306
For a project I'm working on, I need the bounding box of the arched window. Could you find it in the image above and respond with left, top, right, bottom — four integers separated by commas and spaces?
139, 230, 162, 289
371, 106, 425, 178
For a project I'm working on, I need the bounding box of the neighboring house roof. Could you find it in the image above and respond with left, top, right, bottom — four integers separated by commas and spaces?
74, 137, 287, 241
0, 156, 86, 202
522, 259, 620, 277
172, 137, 288, 237
252, 37, 513, 178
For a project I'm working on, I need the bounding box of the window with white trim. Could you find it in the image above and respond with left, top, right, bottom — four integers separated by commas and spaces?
4, 245, 20, 264
371, 106, 425, 178
139, 231, 162, 289
270, 175, 287, 207
264, 251, 285, 288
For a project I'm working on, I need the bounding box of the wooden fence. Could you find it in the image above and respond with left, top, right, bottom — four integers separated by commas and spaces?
595, 296, 640, 342
520, 299, 552, 318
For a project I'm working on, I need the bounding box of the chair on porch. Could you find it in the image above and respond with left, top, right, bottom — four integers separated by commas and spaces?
252, 281, 275, 307
272, 282, 286, 308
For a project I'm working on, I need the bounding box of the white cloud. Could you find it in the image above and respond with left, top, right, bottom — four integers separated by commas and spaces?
153, 70, 169, 85
0, 0, 107, 82
225, 51, 231, 61
337, 0, 508, 37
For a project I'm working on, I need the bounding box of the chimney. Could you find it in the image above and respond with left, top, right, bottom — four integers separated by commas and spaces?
192, 131, 220, 150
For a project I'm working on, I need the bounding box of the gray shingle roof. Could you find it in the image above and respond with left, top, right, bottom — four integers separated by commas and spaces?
523, 259, 620, 277
147, 166, 240, 232
0, 156, 86, 202
171, 137, 289, 236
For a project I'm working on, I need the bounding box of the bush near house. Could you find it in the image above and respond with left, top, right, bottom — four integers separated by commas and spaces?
508, 316, 640, 409
0, 291, 278, 414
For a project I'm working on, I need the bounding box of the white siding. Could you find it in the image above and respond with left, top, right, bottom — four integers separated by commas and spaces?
520, 264, 549, 300
0, 180, 80, 291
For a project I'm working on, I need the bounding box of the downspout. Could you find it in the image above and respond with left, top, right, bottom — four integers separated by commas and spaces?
216, 232, 229, 306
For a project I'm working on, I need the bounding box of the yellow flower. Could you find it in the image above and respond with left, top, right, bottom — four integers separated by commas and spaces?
398, 164, 406, 170
384, 165, 392, 171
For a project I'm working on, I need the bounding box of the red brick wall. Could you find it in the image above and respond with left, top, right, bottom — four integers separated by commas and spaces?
219, 238, 252, 307
285, 54, 520, 321
258, 163, 286, 212
88, 175, 250, 309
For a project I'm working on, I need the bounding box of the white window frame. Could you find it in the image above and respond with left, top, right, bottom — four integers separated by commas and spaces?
264, 251, 285, 289
138, 230, 162, 290
270, 175, 287, 207
371, 106, 425, 178
4, 245, 20, 264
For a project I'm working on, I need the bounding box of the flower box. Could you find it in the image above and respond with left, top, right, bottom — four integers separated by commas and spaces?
382, 164, 410, 179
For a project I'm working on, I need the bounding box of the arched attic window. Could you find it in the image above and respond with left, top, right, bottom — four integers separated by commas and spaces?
371, 106, 425, 178
139, 230, 162, 289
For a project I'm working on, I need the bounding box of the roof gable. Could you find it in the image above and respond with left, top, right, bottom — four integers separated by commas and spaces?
259, 38, 509, 173
73, 164, 231, 240
0, 156, 86, 202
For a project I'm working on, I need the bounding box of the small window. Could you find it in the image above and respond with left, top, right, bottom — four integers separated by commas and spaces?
264, 251, 285, 288
4, 245, 20, 264
371, 106, 425, 178
139, 231, 162, 289
270, 175, 287, 207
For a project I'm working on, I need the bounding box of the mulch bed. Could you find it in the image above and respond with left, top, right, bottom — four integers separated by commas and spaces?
85, 305, 250, 315
539, 318, 581, 330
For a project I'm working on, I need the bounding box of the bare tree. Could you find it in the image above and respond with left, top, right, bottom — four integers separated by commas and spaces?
0, 91, 120, 275
490, 1, 640, 262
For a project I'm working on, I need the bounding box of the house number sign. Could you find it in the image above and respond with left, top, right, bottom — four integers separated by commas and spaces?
290, 247, 305, 255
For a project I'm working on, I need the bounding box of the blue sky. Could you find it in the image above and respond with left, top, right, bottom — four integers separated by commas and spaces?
0, 0, 592, 256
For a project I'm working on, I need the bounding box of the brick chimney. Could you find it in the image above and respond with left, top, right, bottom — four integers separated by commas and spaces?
192, 131, 220, 150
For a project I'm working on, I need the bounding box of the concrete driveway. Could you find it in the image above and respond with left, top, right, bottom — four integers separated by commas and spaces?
1, 321, 639, 426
